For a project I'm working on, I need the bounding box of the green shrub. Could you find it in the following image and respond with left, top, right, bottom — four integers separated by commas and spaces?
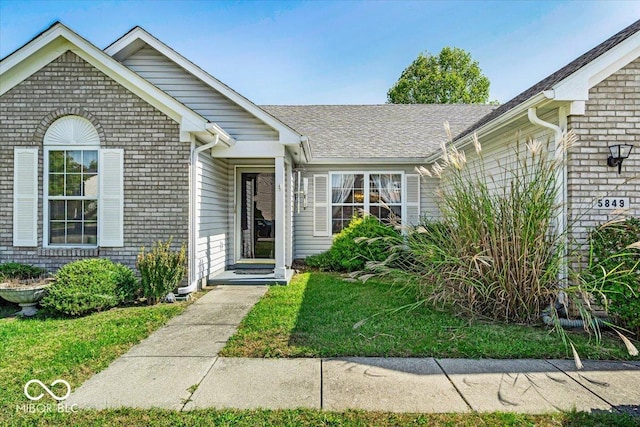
137, 240, 187, 304
0, 262, 46, 280
306, 216, 400, 272
41, 258, 137, 316
588, 217, 640, 335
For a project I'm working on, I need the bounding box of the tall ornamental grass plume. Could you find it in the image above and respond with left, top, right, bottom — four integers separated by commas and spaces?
393, 127, 576, 324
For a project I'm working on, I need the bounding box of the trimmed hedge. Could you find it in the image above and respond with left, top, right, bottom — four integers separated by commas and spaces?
41, 258, 138, 316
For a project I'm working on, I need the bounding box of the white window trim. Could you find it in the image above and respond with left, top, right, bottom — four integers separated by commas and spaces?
328, 171, 404, 234
43, 145, 100, 249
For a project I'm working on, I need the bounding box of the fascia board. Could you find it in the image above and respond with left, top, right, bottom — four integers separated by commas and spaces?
105, 28, 303, 144
442, 93, 552, 163
552, 31, 640, 100
304, 157, 428, 165
0, 37, 70, 95
1, 24, 208, 134
211, 140, 285, 158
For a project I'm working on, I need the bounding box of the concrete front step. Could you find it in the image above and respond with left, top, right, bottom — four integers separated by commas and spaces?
207, 268, 294, 285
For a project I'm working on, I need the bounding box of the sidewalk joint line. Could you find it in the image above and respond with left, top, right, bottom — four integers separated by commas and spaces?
434, 358, 473, 411
543, 360, 617, 411
179, 357, 219, 412
320, 358, 324, 410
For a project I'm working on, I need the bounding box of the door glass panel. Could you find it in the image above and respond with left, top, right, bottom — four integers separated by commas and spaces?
240, 172, 275, 259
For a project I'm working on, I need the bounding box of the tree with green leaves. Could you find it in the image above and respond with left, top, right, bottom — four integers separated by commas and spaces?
387, 47, 491, 104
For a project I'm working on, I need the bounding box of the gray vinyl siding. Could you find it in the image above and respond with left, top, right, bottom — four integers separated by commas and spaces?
196, 154, 229, 280
121, 46, 278, 141
293, 164, 435, 259
458, 111, 558, 195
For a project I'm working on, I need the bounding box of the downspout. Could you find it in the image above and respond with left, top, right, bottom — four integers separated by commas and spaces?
178, 133, 220, 295
527, 107, 568, 288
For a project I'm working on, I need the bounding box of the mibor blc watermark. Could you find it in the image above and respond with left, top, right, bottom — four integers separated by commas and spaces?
16, 379, 78, 413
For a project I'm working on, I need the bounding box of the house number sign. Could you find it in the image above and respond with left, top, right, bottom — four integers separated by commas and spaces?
595, 197, 629, 209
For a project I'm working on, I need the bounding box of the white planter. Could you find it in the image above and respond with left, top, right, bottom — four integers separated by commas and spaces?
0, 280, 52, 317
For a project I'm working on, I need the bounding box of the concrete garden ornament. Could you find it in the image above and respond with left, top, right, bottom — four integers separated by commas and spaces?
0, 278, 53, 316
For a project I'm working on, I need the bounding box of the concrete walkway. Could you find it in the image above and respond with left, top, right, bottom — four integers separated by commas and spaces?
68, 285, 640, 415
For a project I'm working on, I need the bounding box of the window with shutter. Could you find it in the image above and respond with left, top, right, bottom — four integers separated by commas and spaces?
42, 115, 124, 248
327, 171, 406, 234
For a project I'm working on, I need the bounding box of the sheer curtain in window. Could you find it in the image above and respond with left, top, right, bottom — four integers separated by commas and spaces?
332, 174, 355, 204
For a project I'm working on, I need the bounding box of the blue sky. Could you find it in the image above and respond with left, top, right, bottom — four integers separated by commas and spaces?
1, 1, 639, 105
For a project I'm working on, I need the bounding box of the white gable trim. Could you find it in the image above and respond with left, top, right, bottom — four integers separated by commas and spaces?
450, 29, 640, 159
105, 27, 302, 145
0, 23, 234, 145
550, 30, 640, 101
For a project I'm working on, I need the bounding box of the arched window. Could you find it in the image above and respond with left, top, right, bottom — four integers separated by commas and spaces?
44, 116, 100, 246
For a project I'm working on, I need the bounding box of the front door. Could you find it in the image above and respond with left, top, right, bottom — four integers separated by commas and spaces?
238, 170, 275, 261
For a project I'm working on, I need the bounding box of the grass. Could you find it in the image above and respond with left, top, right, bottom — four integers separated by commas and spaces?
1, 287, 637, 426
0, 302, 187, 413
221, 272, 637, 359
7, 408, 639, 427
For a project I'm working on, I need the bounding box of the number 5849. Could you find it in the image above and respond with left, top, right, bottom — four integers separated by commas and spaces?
596, 197, 628, 209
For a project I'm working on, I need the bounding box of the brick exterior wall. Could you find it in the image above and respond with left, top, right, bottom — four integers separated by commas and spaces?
0, 51, 189, 272
567, 57, 640, 252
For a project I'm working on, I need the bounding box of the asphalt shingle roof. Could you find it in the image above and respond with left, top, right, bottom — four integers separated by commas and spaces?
261, 104, 494, 160
455, 18, 640, 142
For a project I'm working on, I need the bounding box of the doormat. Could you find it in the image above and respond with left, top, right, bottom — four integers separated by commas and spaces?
234, 269, 274, 275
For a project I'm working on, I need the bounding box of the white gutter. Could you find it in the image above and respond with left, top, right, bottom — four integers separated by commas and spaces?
178, 132, 221, 295
426, 92, 551, 164
527, 107, 568, 286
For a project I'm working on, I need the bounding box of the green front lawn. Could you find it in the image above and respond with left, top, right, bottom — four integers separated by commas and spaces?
221, 272, 636, 359
1, 284, 637, 426
0, 303, 187, 412
8, 408, 640, 427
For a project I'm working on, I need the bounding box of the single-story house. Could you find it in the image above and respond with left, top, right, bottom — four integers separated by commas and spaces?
1, 20, 638, 291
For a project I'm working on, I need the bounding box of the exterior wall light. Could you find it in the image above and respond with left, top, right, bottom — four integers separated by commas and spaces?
607, 144, 633, 174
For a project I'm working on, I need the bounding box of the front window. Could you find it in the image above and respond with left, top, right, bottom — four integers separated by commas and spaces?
47, 150, 98, 245
330, 172, 402, 234
331, 173, 364, 234
369, 173, 402, 221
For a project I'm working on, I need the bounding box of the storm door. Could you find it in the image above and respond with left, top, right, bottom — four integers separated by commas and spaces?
239, 171, 275, 260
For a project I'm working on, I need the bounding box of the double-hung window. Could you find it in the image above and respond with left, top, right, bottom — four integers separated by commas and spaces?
329, 172, 403, 234
13, 115, 124, 248
331, 173, 364, 234
47, 149, 98, 245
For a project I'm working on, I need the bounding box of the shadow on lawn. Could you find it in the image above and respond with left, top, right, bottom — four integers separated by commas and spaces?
284, 272, 412, 357
286, 272, 331, 351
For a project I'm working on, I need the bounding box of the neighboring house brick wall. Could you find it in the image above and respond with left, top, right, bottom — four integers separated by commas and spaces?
567, 57, 640, 252
0, 51, 189, 272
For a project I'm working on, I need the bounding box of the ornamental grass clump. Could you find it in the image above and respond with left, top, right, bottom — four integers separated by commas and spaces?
137, 239, 187, 304
391, 127, 574, 324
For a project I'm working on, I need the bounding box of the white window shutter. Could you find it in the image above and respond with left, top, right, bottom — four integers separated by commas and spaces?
313, 174, 330, 237
99, 149, 124, 247
13, 148, 38, 247
404, 174, 420, 227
